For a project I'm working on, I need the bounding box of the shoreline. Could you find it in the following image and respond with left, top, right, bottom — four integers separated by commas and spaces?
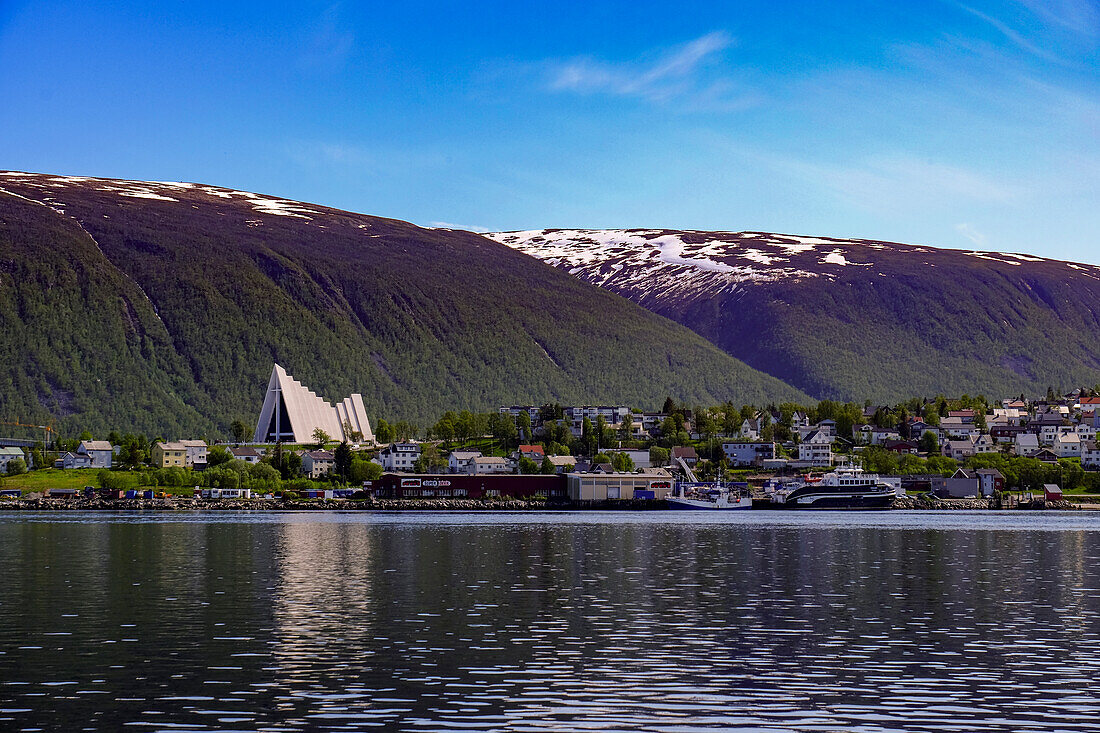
0, 497, 1085, 511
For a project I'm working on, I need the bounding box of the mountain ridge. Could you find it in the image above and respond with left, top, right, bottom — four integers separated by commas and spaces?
0, 172, 809, 437
486, 228, 1100, 401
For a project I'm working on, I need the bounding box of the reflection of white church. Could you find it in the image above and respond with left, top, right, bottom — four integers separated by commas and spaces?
254, 364, 375, 444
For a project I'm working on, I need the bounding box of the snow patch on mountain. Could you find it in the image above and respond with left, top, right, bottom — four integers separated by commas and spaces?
0, 172, 323, 221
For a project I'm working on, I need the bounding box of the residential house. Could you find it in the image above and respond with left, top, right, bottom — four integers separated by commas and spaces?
516, 444, 545, 461
229, 446, 261, 464
882, 440, 919, 455
180, 440, 208, 467
55, 451, 92, 469
948, 409, 977, 423
973, 434, 996, 455
302, 450, 335, 478
990, 425, 1025, 444
942, 439, 977, 461
380, 442, 421, 471
470, 456, 511, 475
1053, 432, 1082, 459
740, 419, 761, 440
672, 446, 699, 467
545, 455, 577, 474
448, 450, 482, 474
908, 419, 942, 443
798, 430, 833, 466
976, 468, 1005, 497
939, 417, 979, 439
722, 441, 777, 467
1082, 441, 1100, 470
152, 442, 187, 468
0, 447, 25, 472
77, 440, 114, 468
1014, 433, 1040, 456
798, 420, 836, 441
1033, 448, 1060, 464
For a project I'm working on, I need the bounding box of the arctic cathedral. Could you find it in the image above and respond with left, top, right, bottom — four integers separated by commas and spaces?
253, 364, 375, 444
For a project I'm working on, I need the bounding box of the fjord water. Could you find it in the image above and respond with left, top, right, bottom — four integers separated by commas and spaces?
2, 512, 1099, 731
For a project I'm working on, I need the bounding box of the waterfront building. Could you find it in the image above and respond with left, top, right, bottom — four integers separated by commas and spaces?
0, 447, 25, 472
180, 440, 208, 467
722, 441, 776, 466
798, 430, 833, 466
77, 440, 114, 468
447, 451, 481, 473
364, 472, 565, 500
302, 450, 335, 478
253, 363, 374, 444
379, 442, 421, 471
566, 468, 674, 501
152, 442, 186, 468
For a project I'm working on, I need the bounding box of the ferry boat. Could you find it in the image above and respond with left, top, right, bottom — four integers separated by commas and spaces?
766, 467, 896, 509
667, 482, 753, 510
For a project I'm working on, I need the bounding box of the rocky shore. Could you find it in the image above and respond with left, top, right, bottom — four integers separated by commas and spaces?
0, 496, 1085, 511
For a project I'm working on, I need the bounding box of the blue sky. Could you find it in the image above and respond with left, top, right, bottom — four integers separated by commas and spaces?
2, 1, 1098, 262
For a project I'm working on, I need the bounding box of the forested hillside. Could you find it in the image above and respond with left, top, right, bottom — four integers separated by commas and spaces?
0, 173, 808, 437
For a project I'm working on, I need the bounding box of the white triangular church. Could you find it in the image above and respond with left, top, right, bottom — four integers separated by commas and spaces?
253, 364, 375, 444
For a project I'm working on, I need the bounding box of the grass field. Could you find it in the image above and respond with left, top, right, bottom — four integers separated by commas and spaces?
0, 468, 99, 493
0, 468, 198, 496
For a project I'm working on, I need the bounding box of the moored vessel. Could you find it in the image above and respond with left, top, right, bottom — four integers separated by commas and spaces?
765, 466, 897, 509
667, 481, 753, 510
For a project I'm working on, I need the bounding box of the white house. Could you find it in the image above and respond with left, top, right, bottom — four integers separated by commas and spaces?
545, 455, 577, 474
1053, 432, 1082, 459
722, 441, 777, 467
740, 419, 761, 440
470, 456, 510, 475
939, 417, 980, 439
180, 439, 208, 467
798, 431, 832, 466
1015, 433, 1040, 457
448, 450, 482, 473
380, 442, 421, 471
55, 451, 93, 469
973, 434, 996, 455
0, 447, 26, 472
229, 446, 261, 464
77, 440, 114, 468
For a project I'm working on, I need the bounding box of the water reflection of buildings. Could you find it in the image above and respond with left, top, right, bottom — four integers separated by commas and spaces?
269, 521, 379, 675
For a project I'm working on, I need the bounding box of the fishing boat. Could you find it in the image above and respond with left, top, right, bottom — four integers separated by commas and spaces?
667, 482, 753, 510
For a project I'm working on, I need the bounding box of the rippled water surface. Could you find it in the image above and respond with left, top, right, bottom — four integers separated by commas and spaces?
3, 510, 1100, 732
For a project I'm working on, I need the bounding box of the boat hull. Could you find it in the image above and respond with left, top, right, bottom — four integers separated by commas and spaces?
778, 490, 896, 510
667, 496, 753, 510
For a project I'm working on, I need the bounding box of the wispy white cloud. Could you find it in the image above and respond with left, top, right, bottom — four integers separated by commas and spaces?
1013, 0, 1100, 37
957, 4, 1066, 62
758, 153, 1024, 211
956, 222, 988, 246
543, 31, 757, 110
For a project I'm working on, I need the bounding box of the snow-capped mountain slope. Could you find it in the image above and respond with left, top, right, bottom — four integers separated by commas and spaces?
488, 228, 1099, 303
488, 228, 1100, 402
